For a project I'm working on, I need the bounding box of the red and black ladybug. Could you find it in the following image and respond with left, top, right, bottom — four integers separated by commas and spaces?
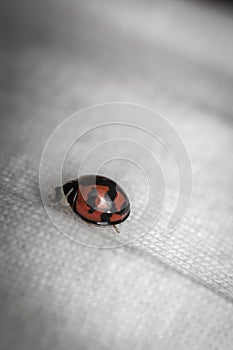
52, 175, 130, 226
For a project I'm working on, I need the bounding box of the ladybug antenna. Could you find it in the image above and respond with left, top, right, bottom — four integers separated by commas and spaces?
113, 225, 120, 234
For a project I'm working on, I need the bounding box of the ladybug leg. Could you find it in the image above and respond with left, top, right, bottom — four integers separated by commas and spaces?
113, 225, 120, 234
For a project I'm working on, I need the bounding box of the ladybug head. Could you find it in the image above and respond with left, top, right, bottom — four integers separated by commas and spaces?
49, 180, 79, 208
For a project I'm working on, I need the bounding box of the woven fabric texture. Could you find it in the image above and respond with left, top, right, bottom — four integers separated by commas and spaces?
0, 1, 233, 349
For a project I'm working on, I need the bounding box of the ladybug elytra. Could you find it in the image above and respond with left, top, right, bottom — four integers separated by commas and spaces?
53, 175, 130, 226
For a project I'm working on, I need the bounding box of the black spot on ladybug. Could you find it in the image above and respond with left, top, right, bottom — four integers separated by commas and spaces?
106, 183, 117, 201
100, 212, 112, 222
110, 199, 117, 214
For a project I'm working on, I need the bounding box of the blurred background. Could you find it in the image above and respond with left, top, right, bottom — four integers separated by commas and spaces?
0, 1, 233, 349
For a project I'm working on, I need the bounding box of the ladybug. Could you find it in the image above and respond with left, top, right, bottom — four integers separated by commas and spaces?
52, 175, 130, 226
